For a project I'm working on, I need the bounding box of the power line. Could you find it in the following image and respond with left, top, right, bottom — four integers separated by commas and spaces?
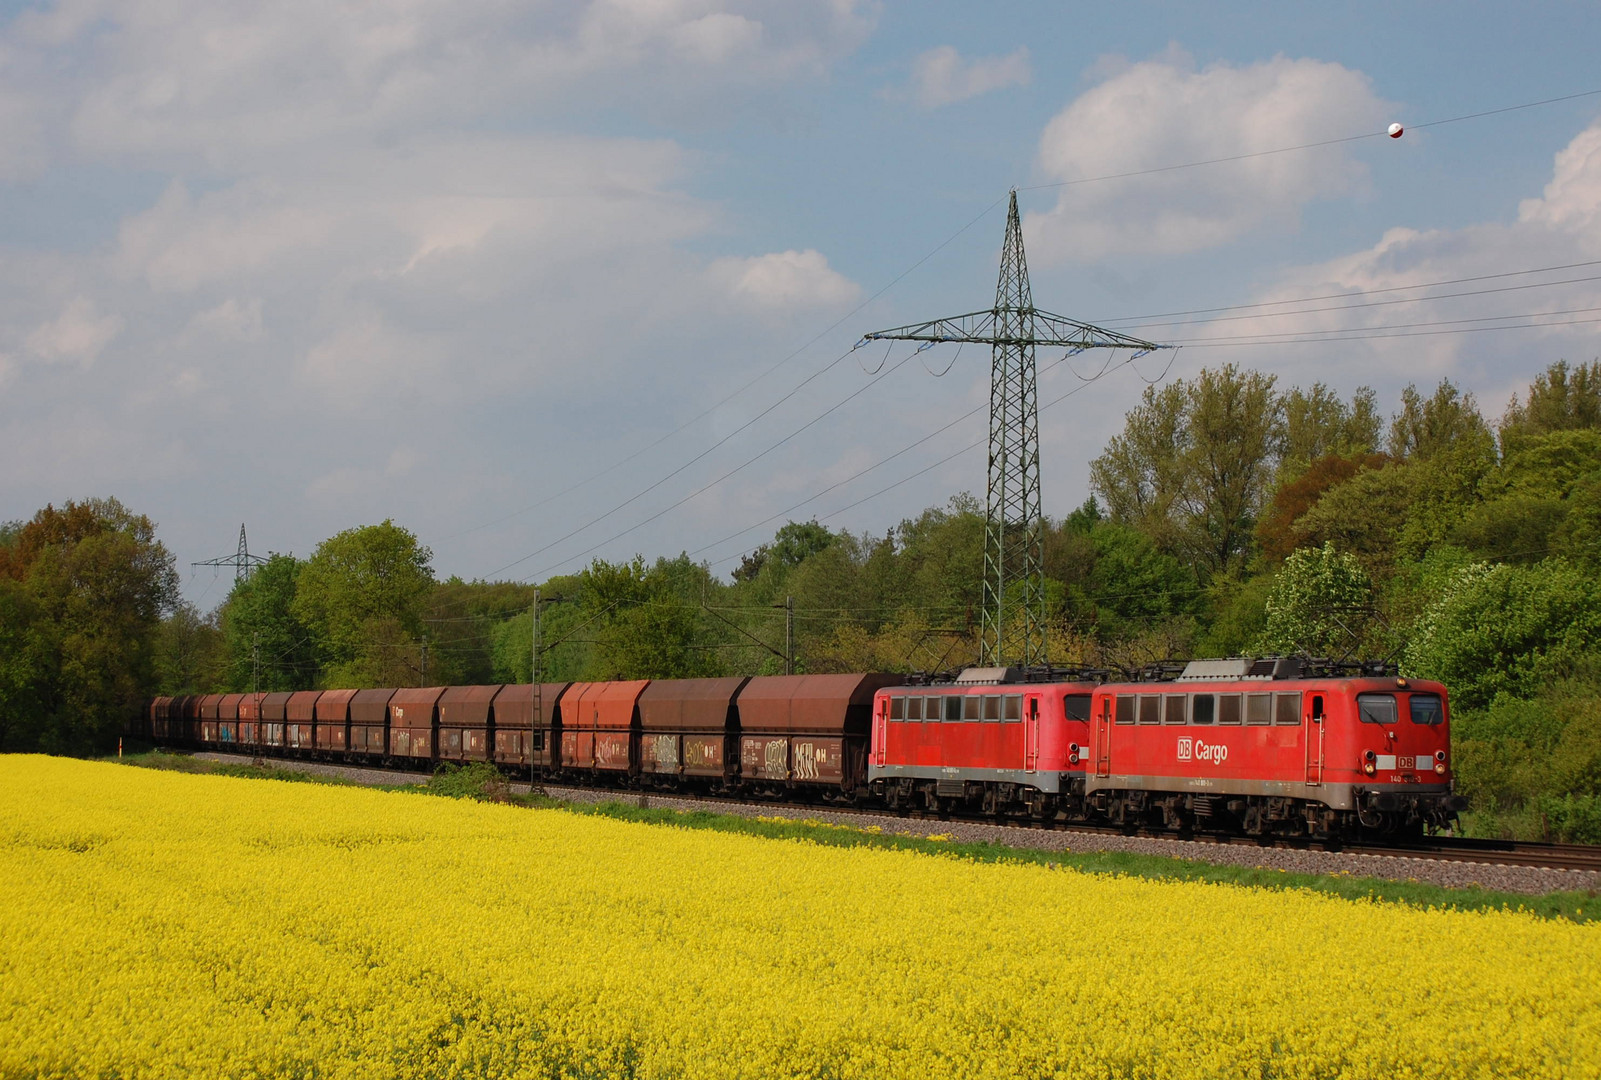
1178, 313, 1601, 348
704, 350, 1164, 569
1095, 259, 1601, 325
1119, 273, 1601, 332
496, 341, 938, 582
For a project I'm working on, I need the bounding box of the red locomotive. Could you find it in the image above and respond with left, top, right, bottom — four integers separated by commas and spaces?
139, 657, 1464, 839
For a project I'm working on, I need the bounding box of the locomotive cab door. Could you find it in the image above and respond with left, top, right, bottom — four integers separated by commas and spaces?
1304, 693, 1325, 786
872, 697, 889, 768
1094, 696, 1113, 777
1024, 696, 1039, 773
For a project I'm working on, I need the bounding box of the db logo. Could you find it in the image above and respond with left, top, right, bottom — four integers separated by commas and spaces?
1176, 737, 1192, 761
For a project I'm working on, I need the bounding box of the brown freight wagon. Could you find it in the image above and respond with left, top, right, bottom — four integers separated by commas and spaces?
179, 695, 205, 746
637, 677, 749, 785
389, 687, 446, 764
285, 690, 321, 752
736, 674, 900, 795
349, 688, 396, 758
259, 691, 293, 750
148, 697, 173, 741
198, 693, 226, 746
237, 692, 267, 747
492, 683, 568, 772
217, 693, 244, 746
314, 688, 358, 754
437, 685, 501, 763
561, 680, 648, 775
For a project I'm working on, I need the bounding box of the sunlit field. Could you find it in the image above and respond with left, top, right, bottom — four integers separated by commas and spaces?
1, 755, 1597, 1079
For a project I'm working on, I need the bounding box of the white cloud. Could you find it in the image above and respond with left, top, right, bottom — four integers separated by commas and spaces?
0, 0, 874, 169
1027, 52, 1387, 262
711, 248, 861, 310
25, 296, 123, 365
908, 45, 1029, 108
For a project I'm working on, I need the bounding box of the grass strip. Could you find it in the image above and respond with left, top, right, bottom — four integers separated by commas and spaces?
110, 752, 1597, 922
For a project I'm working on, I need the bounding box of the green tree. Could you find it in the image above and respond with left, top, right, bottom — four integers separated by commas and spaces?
1255, 542, 1375, 657
222, 555, 318, 691
1500, 359, 1601, 452
0, 499, 179, 753
1387, 379, 1493, 461
292, 521, 436, 687
1280, 383, 1380, 481
154, 601, 227, 695
1091, 365, 1283, 577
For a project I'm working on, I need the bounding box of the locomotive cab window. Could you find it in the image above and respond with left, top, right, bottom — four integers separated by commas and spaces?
1115, 696, 1136, 725
1245, 693, 1272, 726
1409, 694, 1443, 725
1218, 694, 1242, 725
1165, 695, 1188, 725
1003, 695, 1022, 722
890, 697, 906, 720
1357, 694, 1397, 725
1064, 694, 1092, 722
1275, 692, 1302, 726
945, 696, 965, 722
1191, 694, 1215, 725
964, 696, 981, 721
1138, 695, 1161, 725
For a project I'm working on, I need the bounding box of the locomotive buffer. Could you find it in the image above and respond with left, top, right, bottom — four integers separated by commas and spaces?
862, 190, 1171, 669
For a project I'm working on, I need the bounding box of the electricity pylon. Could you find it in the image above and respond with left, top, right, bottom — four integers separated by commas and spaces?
863, 191, 1170, 667
193, 523, 268, 582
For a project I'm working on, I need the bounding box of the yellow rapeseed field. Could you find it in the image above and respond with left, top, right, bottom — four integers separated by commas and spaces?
1, 756, 1598, 1079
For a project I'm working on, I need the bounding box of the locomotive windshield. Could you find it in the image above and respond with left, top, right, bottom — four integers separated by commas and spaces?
1357, 694, 1397, 725
1063, 694, 1092, 721
1409, 694, 1444, 725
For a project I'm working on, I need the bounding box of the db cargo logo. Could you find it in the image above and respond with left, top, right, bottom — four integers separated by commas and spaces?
1178, 737, 1228, 764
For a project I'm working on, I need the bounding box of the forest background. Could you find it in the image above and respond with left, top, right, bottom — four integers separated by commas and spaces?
4, 359, 1601, 842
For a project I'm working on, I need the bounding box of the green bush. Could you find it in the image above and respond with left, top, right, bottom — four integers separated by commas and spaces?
1404, 558, 1601, 708
425, 762, 509, 801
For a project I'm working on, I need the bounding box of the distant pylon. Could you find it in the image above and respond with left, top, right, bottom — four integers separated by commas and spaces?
193, 523, 269, 582
862, 191, 1172, 667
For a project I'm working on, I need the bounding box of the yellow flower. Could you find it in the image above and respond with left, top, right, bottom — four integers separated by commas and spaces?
0, 754, 1596, 1079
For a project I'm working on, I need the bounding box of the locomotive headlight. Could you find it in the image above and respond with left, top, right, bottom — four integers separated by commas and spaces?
1068, 743, 1080, 764
1434, 751, 1447, 775
1363, 749, 1377, 776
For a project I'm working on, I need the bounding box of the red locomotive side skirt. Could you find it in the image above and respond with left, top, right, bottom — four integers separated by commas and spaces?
1084, 773, 1451, 811
870, 763, 1065, 794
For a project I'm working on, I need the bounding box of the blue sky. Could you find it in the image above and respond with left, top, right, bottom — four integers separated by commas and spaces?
1, 0, 1598, 606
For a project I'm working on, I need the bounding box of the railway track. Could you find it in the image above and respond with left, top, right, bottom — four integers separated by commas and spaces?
188, 754, 1601, 877
532, 782, 1601, 876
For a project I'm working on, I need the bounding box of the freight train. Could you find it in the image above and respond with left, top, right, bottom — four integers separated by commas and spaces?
137, 658, 1466, 839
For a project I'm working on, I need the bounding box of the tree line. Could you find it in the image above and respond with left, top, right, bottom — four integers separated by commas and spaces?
4, 360, 1599, 840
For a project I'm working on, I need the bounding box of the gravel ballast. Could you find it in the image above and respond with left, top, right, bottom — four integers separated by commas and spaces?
193, 754, 1598, 896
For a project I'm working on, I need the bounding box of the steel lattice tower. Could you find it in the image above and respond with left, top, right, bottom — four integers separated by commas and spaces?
192, 523, 268, 582
863, 191, 1170, 667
